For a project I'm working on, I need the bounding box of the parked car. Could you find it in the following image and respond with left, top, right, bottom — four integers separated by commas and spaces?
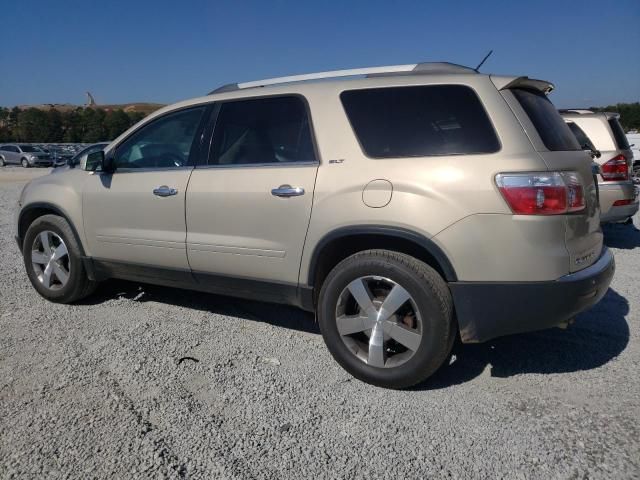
561, 110, 639, 223
0, 144, 53, 167
15, 62, 614, 388
627, 131, 640, 178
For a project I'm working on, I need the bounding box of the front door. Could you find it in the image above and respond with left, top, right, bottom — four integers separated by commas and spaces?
186, 95, 319, 286
83, 106, 207, 272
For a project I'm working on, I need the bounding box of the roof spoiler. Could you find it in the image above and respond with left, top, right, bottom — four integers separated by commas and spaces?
491, 76, 555, 95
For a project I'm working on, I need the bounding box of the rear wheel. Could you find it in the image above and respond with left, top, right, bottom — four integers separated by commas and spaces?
21, 158, 30, 168
23, 215, 97, 303
0, 156, 5, 167
317, 250, 455, 389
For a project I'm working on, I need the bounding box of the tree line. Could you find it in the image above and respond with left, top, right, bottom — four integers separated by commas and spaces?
589, 103, 640, 131
1, 102, 639, 145
0, 106, 149, 144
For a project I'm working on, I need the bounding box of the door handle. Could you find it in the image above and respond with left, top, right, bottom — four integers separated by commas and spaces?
271, 185, 305, 197
153, 185, 178, 197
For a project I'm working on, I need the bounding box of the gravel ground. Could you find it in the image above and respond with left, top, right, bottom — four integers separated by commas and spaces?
1, 167, 639, 479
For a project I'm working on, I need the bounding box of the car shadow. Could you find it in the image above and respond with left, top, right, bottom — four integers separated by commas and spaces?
603, 221, 640, 249
81, 279, 319, 334
419, 288, 630, 390
83, 280, 629, 390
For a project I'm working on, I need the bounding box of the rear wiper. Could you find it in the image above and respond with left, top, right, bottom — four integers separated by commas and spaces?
583, 144, 601, 159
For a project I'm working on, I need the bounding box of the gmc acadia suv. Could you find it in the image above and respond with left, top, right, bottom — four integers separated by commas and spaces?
15, 62, 615, 388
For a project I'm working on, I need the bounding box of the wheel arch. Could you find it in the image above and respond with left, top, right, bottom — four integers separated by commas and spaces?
307, 225, 457, 294
17, 202, 87, 256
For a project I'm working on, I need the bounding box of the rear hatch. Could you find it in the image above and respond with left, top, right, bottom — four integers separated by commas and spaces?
495, 78, 603, 273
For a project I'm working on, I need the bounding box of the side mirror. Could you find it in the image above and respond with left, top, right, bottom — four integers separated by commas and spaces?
85, 150, 104, 171
85, 150, 115, 172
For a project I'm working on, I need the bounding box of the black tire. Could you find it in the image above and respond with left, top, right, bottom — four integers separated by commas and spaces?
317, 250, 455, 389
21, 158, 30, 168
0, 156, 5, 167
23, 214, 97, 303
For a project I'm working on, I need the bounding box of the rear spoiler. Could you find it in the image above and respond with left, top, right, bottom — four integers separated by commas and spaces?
490, 75, 555, 95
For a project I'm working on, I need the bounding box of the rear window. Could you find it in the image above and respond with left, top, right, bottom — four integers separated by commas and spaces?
608, 118, 630, 150
566, 121, 596, 151
340, 85, 500, 158
512, 89, 580, 151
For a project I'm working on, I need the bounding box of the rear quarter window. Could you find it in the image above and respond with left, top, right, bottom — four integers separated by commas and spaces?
608, 118, 630, 150
512, 89, 580, 151
340, 85, 500, 158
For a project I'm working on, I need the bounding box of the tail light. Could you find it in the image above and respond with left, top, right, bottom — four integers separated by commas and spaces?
613, 199, 632, 207
495, 172, 586, 215
601, 154, 628, 181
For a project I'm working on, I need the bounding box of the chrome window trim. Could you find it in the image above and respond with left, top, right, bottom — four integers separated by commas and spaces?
195, 160, 318, 170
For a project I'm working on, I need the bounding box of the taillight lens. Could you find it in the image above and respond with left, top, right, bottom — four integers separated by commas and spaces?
496, 172, 586, 215
601, 154, 628, 181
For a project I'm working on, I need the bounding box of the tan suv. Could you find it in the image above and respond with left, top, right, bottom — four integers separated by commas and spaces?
561, 110, 639, 223
15, 62, 615, 388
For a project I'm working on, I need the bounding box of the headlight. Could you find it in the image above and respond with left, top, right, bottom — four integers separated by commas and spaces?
29, 154, 38, 160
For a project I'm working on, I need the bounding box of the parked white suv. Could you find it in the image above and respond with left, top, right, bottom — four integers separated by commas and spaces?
561, 110, 639, 223
15, 63, 614, 388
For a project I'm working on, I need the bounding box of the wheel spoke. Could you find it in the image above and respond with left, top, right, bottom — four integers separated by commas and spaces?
42, 264, 53, 288
378, 284, 411, 321
39, 232, 51, 253
52, 264, 69, 285
336, 314, 374, 335
52, 242, 68, 261
347, 278, 376, 315
367, 324, 386, 367
31, 250, 49, 265
387, 323, 422, 351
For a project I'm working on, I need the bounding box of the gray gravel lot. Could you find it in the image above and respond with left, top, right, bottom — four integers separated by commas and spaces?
1, 167, 639, 479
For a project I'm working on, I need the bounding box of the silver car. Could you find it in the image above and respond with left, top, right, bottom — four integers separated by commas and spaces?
0, 144, 53, 168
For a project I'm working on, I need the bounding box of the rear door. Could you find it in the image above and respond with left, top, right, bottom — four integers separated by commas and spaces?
185, 95, 319, 287
6, 146, 20, 164
501, 86, 602, 272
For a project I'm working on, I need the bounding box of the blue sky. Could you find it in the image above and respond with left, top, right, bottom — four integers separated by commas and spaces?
1, 0, 638, 108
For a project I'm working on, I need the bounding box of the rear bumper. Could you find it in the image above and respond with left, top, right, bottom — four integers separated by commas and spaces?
599, 181, 638, 223
449, 247, 615, 343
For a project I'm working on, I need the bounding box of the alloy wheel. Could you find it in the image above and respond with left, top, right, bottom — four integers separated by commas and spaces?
335, 276, 423, 368
31, 231, 70, 290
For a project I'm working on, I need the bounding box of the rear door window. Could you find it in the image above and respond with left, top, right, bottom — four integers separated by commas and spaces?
209, 96, 316, 166
340, 85, 500, 158
608, 118, 630, 150
511, 89, 580, 151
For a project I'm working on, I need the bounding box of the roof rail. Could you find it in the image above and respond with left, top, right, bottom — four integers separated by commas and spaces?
559, 109, 595, 114
208, 62, 476, 95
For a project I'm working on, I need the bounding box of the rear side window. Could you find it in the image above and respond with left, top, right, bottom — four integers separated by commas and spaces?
512, 89, 580, 151
340, 85, 500, 158
566, 121, 596, 151
210, 96, 316, 166
608, 118, 630, 150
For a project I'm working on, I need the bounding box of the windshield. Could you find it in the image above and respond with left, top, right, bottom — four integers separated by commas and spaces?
19, 145, 42, 152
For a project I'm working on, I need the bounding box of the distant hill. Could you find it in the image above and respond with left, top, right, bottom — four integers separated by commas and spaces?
15, 103, 165, 115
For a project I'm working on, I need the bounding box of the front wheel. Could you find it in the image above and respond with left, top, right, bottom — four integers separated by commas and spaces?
317, 250, 455, 389
23, 214, 97, 303
21, 158, 30, 168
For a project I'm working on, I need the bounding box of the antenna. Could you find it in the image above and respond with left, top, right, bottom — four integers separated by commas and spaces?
474, 50, 493, 72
